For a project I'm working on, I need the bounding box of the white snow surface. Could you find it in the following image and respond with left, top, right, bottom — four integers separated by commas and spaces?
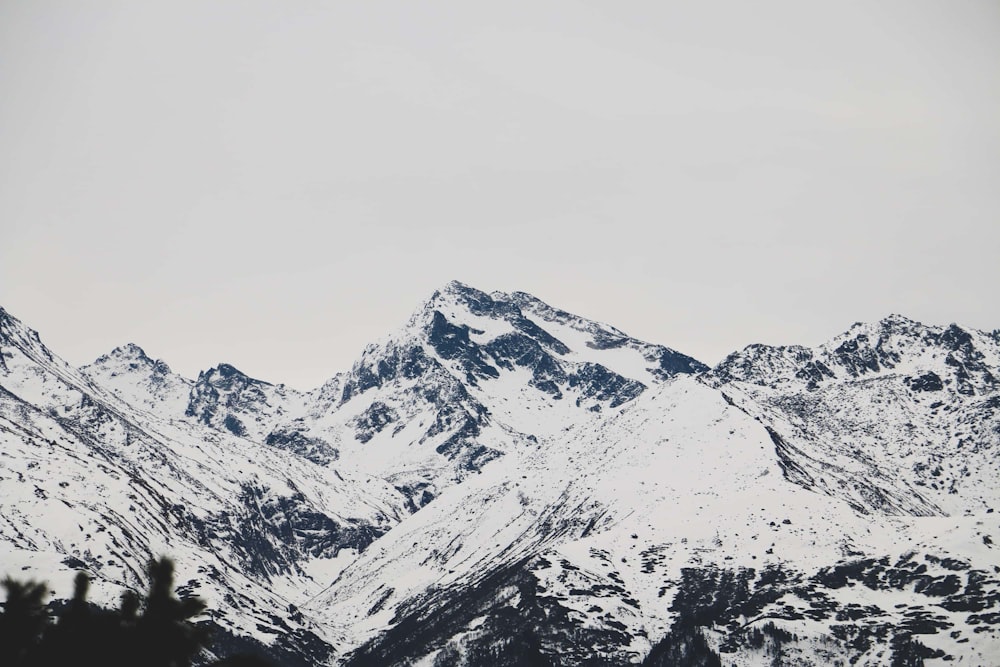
1, 289, 999, 665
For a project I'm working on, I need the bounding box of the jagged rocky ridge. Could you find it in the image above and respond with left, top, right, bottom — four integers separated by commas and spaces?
1, 284, 998, 665
707, 314, 1000, 516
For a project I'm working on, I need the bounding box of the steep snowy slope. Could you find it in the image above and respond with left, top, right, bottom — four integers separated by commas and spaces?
315, 376, 1000, 665
184, 363, 307, 442
1, 283, 712, 661
506, 290, 706, 383
278, 281, 705, 508
0, 306, 409, 664
296, 304, 1000, 665
82, 282, 706, 511
309, 377, 851, 643
84, 343, 193, 415
3, 292, 999, 666
708, 315, 1000, 516
83, 350, 340, 467
82, 348, 334, 461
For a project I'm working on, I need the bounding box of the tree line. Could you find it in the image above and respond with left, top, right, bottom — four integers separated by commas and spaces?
0, 557, 270, 667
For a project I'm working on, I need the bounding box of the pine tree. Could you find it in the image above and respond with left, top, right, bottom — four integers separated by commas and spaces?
0, 556, 272, 667
0, 577, 49, 665
136, 557, 210, 667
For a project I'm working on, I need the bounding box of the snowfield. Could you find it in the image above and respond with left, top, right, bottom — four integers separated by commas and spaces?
1, 283, 998, 665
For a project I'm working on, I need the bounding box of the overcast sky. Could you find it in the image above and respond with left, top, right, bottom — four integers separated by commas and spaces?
1, 1, 998, 389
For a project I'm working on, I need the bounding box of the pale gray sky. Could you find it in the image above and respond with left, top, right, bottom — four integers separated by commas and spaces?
2, 1, 998, 389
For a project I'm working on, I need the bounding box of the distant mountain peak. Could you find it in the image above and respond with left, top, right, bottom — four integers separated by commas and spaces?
194, 362, 273, 387
372, 284, 708, 411
0, 305, 54, 364
879, 312, 919, 327
213, 362, 249, 379
0, 305, 26, 335
87, 343, 179, 379
839, 313, 924, 337
107, 342, 153, 362
713, 313, 999, 395
441, 278, 478, 294
424, 279, 484, 305
421, 281, 509, 318
2, 298, 1000, 666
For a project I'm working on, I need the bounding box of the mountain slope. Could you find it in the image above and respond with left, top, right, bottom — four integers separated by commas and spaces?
708, 314, 1000, 515
2, 293, 999, 666
81, 281, 707, 511
301, 307, 1000, 665
287, 281, 706, 506
0, 306, 408, 663
319, 374, 1000, 666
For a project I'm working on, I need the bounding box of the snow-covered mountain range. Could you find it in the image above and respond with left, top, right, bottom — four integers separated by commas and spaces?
1, 282, 997, 665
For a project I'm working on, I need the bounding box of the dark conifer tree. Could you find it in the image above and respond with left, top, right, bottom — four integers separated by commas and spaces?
1, 556, 272, 667
0, 577, 49, 665
136, 557, 209, 667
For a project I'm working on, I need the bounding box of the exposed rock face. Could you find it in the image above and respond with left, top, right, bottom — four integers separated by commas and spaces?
185, 363, 302, 440
707, 314, 1000, 516
1, 292, 998, 665
0, 307, 406, 665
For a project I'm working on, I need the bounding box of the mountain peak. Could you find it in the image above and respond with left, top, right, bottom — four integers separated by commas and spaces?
713, 313, 999, 394
878, 313, 920, 328
0, 305, 24, 335
0, 306, 15, 340
108, 342, 153, 362
197, 362, 271, 386
376, 283, 707, 404
441, 279, 477, 294
424, 281, 496, 312
87, 343, 179, 378
833, 315, 991, 355
3, 297, 1000, 665
0, 305, 51, 360
215, 362, 246, 379
838, 313, 923, 340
